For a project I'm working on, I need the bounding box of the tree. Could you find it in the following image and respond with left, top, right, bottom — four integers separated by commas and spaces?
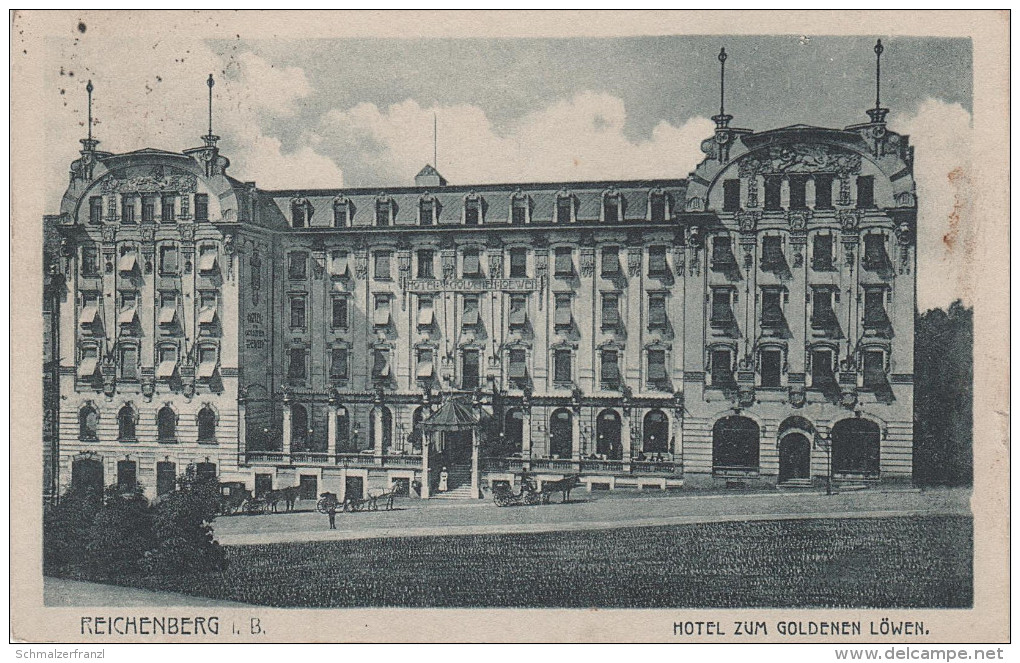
914, 301, 973, 486
145, 466, 227, 575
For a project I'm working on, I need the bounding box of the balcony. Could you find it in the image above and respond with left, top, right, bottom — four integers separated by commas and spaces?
632, 461, 682, 475
242, 451, 421, 468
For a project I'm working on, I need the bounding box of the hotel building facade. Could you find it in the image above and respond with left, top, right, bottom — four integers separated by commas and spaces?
44, 58, 917, 502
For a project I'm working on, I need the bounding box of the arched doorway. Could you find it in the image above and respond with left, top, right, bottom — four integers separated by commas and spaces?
291, 404, 309, 450
778, 433, 811, 482
549, 408, 572, 458
831, 418, 881, 476
503, 408, 524, 456
118, 404, 136, 441
643, 409, 669, 454
596, 409, 622, 459
336, 406, 352, 452
712, 415, 760, 472
71, 456, 104, 496
368, 406, 392, 453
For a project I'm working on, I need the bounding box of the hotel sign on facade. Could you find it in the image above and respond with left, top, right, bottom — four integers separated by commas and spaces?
404, 278, 543, 293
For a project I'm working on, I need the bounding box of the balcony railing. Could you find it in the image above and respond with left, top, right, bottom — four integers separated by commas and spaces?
580, 459, 624, 472
632, 461, 682, 475
529, 458, 577, 472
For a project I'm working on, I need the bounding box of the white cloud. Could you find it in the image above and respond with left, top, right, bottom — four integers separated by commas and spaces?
315, 92, 714, 187
890, 99, 973, 312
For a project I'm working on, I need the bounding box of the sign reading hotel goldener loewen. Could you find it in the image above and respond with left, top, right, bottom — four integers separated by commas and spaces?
405, 277, 542, 293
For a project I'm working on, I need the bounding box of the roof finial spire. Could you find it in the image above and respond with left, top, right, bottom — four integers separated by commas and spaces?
433, 112, 437, 169
79, 79, 99, 152
203, 73, 220, 147
866, 39, 890, 124
712, 47, 733, 129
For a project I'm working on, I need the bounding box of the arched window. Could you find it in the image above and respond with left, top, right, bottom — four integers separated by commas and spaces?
117, 404, 136, 441
504, 408, 524, 455
197, 406, 217, 442
409, 406, 427, 451
79, 404, 99, 440
291, 404, 309, 450
831, 418, 881, 476
643, 409, 669, 453
596, 409, 622, 460
712, 415, 760, 472
336, 406, 352, 452
157, 405, 177, 442
368, 406, 393, 453
549, 408, 572, 459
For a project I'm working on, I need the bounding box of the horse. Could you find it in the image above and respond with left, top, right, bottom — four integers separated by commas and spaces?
265, 486, 300, 512
541, 474, 582, 504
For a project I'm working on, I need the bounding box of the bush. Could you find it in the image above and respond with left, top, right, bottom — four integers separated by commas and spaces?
43, 486, 101, 576
145, 468, 227, 575
85, 484, 156, 577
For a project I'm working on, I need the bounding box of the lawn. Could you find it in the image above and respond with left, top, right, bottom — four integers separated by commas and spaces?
74, 515, 973, 608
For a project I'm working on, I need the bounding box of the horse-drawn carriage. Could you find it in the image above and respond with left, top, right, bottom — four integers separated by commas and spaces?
217, 482, 302, 516
316, 489, 399, 514
492, 473, 581, 507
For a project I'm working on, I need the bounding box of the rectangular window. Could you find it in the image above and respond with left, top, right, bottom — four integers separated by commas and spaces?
462, 350, 479, 389
197, 345, 218, 379
814, 174, 834, 209
158, 292, 177, 326
372, 349, 391, 380
863, 234, 886, 268
329, 250, 349, 277
556, 198, 572, 224
863, 349, 886, 388
292, 204, 306, 228
864, 288, 887, 328
159, 245, 178, 275
119, 345, 138, 380
811, 348, 835, 385
89, 196, 104, 224
288, 253, 307, 280
290, 297, 306, 329
812, 234, 834, 270
711, 236, 734, 268
81, 246, 99, 277
601, 294, 620, 328
198, 245, 218, 273
119, 291, 139, 327
157, 345, 178, 378
118, 461, 137, 491
764, 175, 783, 211
419, 201, 434, 226
650, 194, 666, 222
121, 197, 136, 224
761, 236, 784, 270
417, 297, 434, 327
330, 348, 349, 380
416, 349, 435, 380
648, 349, 667, 383
761, 288, 784, 328
511, 203, 527, 226
554, 294, 572, 328
648, 294, 667, 328
601, 247, 620, 276
510, 248, 528, 277
373, 296, 391, 327
194, 194, 209, 221
710, 349, 733, 386
288, 348, 307, 379
554, 247, 573, 276
78, 345, 99, 378
462, 248, 480, 277
723, 179, 741, 212
117, 247, 137, 274
603, 199, 619, 223
331, 296, 349, 329
332, 203, 354, 230
789, 175, 808, 210
142, 197, 156, 223
811, 288, 836, 328
508, 349, 527, 381
462, 295, 479, 328
375, 201, 390, 226
509, 295, 527, 328
198, 290, 217, 326
417, 249, 434, 278
601, 350, 620, 385
648, 246, 668, 276
760, 349, 782, 387
464, 200, 480, 226
554, 349, 572, 384
711, 289, 732, 325
161, 196, 176, 223
374, 250, 391, 280
856, 175, 875, 209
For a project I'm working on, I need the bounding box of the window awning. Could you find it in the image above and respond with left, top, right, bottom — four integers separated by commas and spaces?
373, 307, 391, 326
79, 305, 98, 326
648, 360, 667, 380
118, 253, 137, 273
198, 307, 217, 324
331, 253, 349, 276
508, 359, 527, 379
118, 308, 137, 325
649, 303, 667, 326
417, 306, 434, 326
156, 359, 177, 378
509, 305, 527, 326
416, 359, 434, 378
78, 357, 98, 378
159, 306, 177, 325
554, 306, 571, 326
603, 251, 620, 273
462, 308, 479, 327
198, 251, 218, 272
372, 352, 390, 378
197, 359, 217, 378
602, 360, 620, 381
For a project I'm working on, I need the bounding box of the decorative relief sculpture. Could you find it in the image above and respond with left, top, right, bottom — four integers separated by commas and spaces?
736, 210, 760, 233
101, 169, 197, 194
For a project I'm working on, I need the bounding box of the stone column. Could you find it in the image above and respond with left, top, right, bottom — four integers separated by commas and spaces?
281, 399, 292, 458
327, 400, 338, 459
421, 431, 431, 499
571, 412, 581, 460
521, 409, 532, 460
373, 407, 385, 457
237, 395, 247, 459
622, 411, 632, 471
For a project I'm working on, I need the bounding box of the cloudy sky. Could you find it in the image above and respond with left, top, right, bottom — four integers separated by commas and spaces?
44, 32, 972, 311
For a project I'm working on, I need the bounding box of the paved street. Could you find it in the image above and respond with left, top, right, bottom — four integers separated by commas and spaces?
212, 487, 969, 545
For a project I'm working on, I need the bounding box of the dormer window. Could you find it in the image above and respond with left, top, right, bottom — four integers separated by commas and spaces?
602, 191, 621, 223
464, 196, 481, 226
291, 199, 309, 228
419, 197, 436, 226
511, 192, 529, 225
649, 191, 668, 222
333, 198, 350, 227
556, 194, 573, 224
375, 198, 393, 226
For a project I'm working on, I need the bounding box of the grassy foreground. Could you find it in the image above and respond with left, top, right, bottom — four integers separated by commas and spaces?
62, 515, 972, 608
